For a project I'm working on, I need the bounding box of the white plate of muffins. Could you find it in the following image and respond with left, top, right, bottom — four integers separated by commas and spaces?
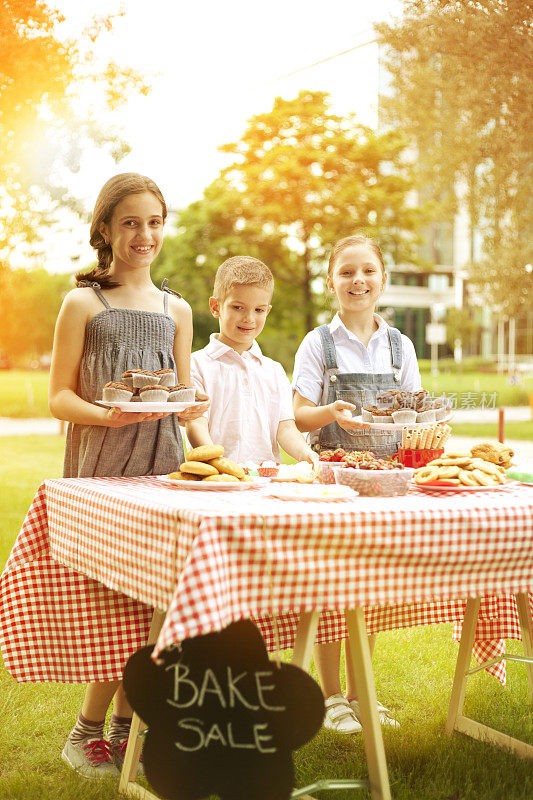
97, 368, 202, 412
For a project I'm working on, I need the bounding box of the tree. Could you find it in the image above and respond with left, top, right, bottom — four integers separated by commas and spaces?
0, 2, 149, 263
158, 91, 420, 366
377, 0, 533, 314
0, 267, 71, 364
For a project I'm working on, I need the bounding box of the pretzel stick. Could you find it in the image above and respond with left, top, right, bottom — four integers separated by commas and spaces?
420, 427, 431, 449
433, 426, 446, 449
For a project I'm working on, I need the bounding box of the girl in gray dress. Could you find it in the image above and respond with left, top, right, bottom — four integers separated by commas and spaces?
48, 173, 209, 778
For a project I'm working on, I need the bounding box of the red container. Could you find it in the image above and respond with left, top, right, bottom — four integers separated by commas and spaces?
397, 448, 444, 468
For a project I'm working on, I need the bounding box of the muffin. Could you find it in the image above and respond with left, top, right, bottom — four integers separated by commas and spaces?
154, 368, 176, 387
131, 370, 161, 389
416, 406, 436, 423
391, 409, 417, 424
168, 384, 196, 403
138, 384, 171, 402
433, 396, 451, 421
102, 382, 134, 402
372, 409, 394, 423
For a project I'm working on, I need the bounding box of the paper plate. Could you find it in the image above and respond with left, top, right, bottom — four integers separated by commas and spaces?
349, 411, 452, 430
96, 400, 203, 413
413, 480, 514, 493
156, 476, 264, 491
260, 484, 357, 501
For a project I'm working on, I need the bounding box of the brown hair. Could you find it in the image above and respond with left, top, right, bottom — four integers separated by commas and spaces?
327, 234, 386, 281
213, 256, 274, 302
76, 173, 167, 289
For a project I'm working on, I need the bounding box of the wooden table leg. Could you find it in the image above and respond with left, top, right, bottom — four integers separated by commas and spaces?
345, 608, 391, 800
446, 594, 533, 759
516, 592, 533, 704
119, 608, 167, 797
445, 596, 480, 736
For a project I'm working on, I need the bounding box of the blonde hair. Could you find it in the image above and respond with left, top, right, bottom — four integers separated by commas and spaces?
76, 173, 167, 289
213, 256, 274, 302
328, 234, 386, 280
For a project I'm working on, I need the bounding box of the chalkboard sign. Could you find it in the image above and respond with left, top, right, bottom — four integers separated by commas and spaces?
123, 619, 325, 800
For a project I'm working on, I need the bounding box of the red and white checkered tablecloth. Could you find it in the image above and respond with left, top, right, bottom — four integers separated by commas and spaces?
1, 477, 532, 686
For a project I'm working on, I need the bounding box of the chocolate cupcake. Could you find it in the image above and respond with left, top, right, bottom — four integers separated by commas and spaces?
168, 384, 196, 403
102, 382, 134, 402
154, 368, 176, 387
372, 408, 394, 423
138, 384, 171, 402
391, 409, 417, 424
131, 370, 161, 389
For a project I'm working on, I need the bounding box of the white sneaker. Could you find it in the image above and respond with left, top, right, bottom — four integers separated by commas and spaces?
349, 698, 400, 728
61, 737, 118, 779
323, 693, 362, 734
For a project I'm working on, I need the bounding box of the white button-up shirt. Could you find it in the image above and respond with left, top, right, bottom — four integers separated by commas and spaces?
292, 313, 422, 406
190, 335, 295, 463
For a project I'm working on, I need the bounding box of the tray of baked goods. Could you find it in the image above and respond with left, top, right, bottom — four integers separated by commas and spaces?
351, 389, 453, 429
412, 442, 515, 492
96, 369, 203, 412
158, 445, 264, 490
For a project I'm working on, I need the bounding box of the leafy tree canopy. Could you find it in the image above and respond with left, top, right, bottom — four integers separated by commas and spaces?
157, 91, 420, 366
0, 1, 149, 263
377, 0, 533, 314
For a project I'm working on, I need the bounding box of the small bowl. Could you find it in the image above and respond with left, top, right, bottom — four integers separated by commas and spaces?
316, 462, 348, 484
258, 465, 280, 478
335, 466, 414, 496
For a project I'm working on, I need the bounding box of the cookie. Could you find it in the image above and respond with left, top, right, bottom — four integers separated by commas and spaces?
208, 457, 245, 480
203, 473, 240, 482
180, 461, 218, 477
169, 471, 201, 481
186, 445, 224, 463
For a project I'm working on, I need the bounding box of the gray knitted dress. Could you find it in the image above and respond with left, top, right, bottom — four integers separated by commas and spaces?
63, 282, 184, 478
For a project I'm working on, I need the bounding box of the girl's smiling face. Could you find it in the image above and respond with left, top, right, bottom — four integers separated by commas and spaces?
327, 244, 386, 314
209, 284, 272, 353
101, 191, 165, 271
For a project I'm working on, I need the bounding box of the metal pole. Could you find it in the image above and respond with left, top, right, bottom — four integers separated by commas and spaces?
498, 408, 504, 444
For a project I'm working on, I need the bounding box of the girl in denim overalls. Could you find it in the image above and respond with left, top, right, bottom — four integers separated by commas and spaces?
293, 234, 422, 734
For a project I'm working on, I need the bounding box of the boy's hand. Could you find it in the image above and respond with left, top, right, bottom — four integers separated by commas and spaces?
177, 391, 210, 422
301, 448, 319, 470
331, 400, 370, 431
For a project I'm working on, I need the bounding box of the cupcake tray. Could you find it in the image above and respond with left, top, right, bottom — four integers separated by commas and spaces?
96, 400, 204, 413
350, 411, 452, 430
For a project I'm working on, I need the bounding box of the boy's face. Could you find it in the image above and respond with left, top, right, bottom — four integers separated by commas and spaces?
209, 284, 272, 353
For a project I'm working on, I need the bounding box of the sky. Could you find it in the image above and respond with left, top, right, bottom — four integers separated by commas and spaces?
43, 0, 403, 271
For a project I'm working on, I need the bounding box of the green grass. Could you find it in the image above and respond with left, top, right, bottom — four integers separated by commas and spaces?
1, 369, 532, 419
0, 370, 52, 417
419, 369, 533, 407
0, 435, 532, 799
450, 421, 533, 441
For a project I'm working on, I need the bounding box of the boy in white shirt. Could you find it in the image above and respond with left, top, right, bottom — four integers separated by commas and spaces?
186, 256, 317, 466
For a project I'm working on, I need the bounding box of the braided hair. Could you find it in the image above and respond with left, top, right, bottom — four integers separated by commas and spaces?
76, 173, 167, 289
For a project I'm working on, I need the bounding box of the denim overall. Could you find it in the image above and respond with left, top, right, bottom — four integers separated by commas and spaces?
314, 324, 403, 458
